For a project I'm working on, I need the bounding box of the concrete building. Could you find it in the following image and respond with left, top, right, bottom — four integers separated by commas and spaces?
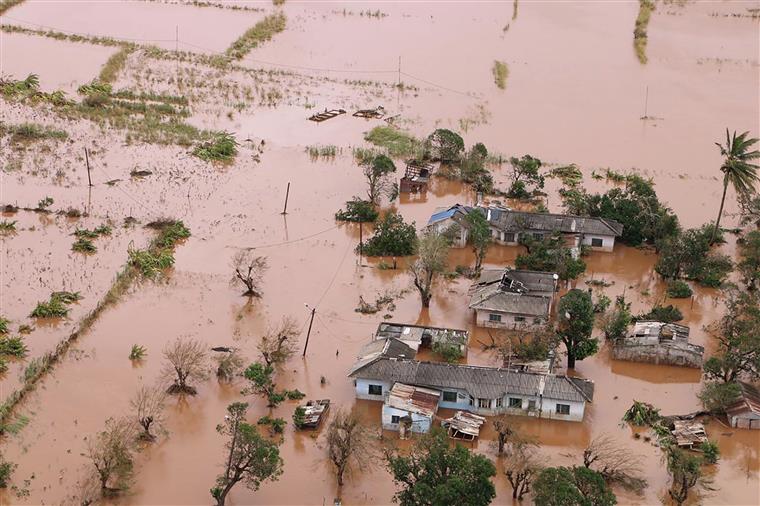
612, 321, 704, 368
424, 204, 478, 248
468, 268, 558, 330
349, 355, 594, 422
381, 383, 440, 435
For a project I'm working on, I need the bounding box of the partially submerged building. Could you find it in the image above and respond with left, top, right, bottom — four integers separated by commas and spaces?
349, 356, 594, 422
374, 322, 470, 357
399, 160, 434, 194
382, 383, 440, 436
482, 208, 623, 251
425, 204, 477, 248
468, 268, 558, 329
423, 205, 623, 252
726, 381, 760, 430
612, 321, 704, 368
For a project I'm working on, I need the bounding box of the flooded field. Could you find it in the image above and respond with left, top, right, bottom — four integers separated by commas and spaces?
1, 0, 759, 505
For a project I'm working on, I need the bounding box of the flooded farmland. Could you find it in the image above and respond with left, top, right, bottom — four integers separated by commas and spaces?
1, 0, 759, 505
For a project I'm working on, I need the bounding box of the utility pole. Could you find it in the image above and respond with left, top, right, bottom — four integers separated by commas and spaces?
397, 56, 401, 88
302, 305, 316, 357
643, 85, 649, 118
281, 182, 290, 214
358, 222, 363, 259
84, 147, 93, 187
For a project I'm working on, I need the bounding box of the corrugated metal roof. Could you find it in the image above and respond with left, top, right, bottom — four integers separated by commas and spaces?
386, 383, 441, 417
726, 381, 760, 417
485, 209, 623, 237
349, 358, 594, 403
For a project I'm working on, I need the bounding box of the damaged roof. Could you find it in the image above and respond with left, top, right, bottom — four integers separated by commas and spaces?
484, 209, 623, 237
426, 204, 477, 226
375, 322, 469, 347
349, 358, 594, 403
386, 383, 441, 417
727, 381, 760, 417
348, 338, 417, 376
630, 321, 690, 341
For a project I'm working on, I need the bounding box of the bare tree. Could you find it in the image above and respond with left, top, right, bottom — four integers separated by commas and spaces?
162, 338, 209, 395
231, 251, 268, 297
85, 417, 137, 496
483, 329, 557, 368
215, 350, 245, 382
409, 231, 450, 308
258, 317, 299, 368
326, 409, 374, 487
492, 415, 515, 454
505, 441, 541, 500
583, 434, 647, 493
130, 385, 167, 441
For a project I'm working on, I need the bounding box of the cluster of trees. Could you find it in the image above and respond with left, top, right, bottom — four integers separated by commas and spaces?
516, 233, 587, 281
655, 224, 733, 288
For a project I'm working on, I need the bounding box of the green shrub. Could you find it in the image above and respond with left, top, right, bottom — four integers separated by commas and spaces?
492, 60, 508, 89
700, 440, 720, 464
257, 415, 286, 433
129, 344, 147, 360
0, 456, 14, 488
72, 237, 97, 253
36, 196, 53, 210
0, 220, 16, 234
293, 406, 306, 429
667, 280, 692, 298
192, 132, 238, 161
362, 212, 417, 256
225, 12, 287, 59
636, 304, 683, 323
30, 291, 80, 318
153, 221, 191, 249
0, 337, 27, 357
285, 389, 305, 400
0, 356, 7, 374
335, 198, 379, 222
432, 342, 462, 363
0, 317, 8, 334
364, 126, 423, 159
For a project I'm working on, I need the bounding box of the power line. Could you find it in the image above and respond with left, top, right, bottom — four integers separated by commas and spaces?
231, 224, 340, 251
316, 236, 353, 307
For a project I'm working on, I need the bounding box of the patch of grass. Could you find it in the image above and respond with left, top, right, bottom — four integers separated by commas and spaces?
634, 0, 655, 64
364, 125, 422, 158
73, 225, 111, 239
152, 220, 191, 249
192, 131, 238, 162
0, 317, 8, 334
0, 336, 27, 357
1, 413, 29, 436
226, 12, 287, 59
36, 196, 53, 210
306, 145, 338, 159
0, 220, 16, 234
492, 60, 508, 89
129, 344, 147, 360
0, 121, 68, 143
29, 291, 81, 318
98, 46, 134, 84
128, 248, 175, 278
72, 237, 97, 253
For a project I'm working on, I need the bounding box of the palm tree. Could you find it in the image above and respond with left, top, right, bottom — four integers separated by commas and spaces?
711, 129, 760, 245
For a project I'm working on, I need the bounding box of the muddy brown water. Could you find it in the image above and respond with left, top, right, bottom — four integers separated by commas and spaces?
0, 0, 759, 505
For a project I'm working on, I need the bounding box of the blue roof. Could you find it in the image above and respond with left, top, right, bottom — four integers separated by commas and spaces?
427, 208, 458, 225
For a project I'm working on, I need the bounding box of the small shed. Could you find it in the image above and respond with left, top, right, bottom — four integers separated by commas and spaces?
400, 160, 434, 193
382, 383, 440, 435
441, 411, 486, 441
726, 381, 760, 430
670, 420, 708, 449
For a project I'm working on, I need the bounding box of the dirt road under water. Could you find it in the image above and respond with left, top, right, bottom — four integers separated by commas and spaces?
1, 1, 759, 505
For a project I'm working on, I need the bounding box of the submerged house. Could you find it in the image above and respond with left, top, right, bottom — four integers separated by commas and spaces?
399, 160, 435, 194
349, 353, 594, 422
468, 268, 558, 329
482, 208, 623, 251
612, 321, 704, 368
374, 322, 470, 356
424, 206, 623, 251
425, 204, 478, 248
726, 381, 760, 430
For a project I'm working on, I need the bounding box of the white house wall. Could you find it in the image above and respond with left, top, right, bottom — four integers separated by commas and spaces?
381, 405, 433, 433
475, 309, 548, 330
354, 378, 392, 401
580, 235, 615, 251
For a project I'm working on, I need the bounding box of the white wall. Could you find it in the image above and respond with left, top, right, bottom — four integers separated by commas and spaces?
475, 309, 548, 330
581, 234, 615, 251
381, 405, 433, 433
354, 378, 391, 401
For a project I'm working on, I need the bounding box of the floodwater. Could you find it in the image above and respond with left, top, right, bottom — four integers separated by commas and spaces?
0, 1, 759, 505
0, 32, 116, 94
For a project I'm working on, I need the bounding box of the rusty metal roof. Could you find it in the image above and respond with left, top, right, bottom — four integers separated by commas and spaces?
386, 383, 441, 418
727, 381, 760, 417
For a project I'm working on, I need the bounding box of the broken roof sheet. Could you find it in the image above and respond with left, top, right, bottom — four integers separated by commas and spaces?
349, 359, 594, 403
631, 321, 690, 341
426, 204, 476, 226
671, 420, 708, 447
386, 383, 441, 417
348, 338, 417, 376
375, 322, 469, 347
468, 284, 551, 316
443, 411, 486, 437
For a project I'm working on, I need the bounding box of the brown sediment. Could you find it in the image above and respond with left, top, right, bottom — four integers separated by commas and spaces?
0, 1, 758, 505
